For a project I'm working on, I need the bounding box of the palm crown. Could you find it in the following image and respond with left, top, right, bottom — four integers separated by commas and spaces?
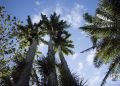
80, 0, 120, 85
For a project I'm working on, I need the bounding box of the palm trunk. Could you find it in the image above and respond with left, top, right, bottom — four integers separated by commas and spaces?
58, 46, 71, 74
16, 39, 37, 86
47, 36, 58, 86
58, 46, 79, 86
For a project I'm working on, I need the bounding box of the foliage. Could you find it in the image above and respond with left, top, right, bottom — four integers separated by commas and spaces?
0, 6, 20, 85
80, 0, 120, 85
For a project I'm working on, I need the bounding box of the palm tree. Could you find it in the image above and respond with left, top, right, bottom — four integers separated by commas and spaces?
51, 12, 87, 86
40, 12, 66, 86
40, 12, 86, 86
80, 0, 120, 85
54, 30, 80, 86
15, 16, 44, 86
40, 12, 75, 86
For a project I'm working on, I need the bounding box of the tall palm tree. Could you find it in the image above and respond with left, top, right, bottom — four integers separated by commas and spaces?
40, 12, 82, 86
40, 12, 62, 86
40, 12, 76, 86
15, 16, 44, 86
51, 12, 87, 86
80, 0, 120, 86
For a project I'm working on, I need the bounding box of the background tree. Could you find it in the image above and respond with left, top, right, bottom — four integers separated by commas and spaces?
0, 6, 20, 86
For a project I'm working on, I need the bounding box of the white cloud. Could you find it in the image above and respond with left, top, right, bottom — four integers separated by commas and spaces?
32, 8, 51, 24
88, 71, 103, 86
78, 62, 83, 71
37, 43, 48, 56
70, 52, 79, 60
86, 50, 96, 66
55, 4, 63, 15
41, 8, 51, 15
32, 3, 86, 28
38, 35, 49, 52
76, 62, 84, 76
32, 13, 41, 24
43, 35, 49, 41
39, 43, 46, 48
80, 30, 88, 37
66, 52, 78, 60
63, 4, 86, 28
90, 76, 101, 86
35, 1, 40, 6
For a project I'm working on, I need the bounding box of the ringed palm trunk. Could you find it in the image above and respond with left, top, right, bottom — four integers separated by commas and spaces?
58, 46, 79, 86
16, 38, 37, 86
47, 36, 58, 86
58, 46, 71, 74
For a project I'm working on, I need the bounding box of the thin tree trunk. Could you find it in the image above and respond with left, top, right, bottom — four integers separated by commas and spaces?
16, 39, 37, 86
47, 36, 58, 86
58, 46, 71, 74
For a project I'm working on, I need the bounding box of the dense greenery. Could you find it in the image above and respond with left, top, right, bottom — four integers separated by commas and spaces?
80, 0, 120, 86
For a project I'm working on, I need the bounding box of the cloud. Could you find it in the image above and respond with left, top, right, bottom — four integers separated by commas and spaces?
63, 4, 85, 28
37, 43, 48, 56
86, 50, 96, 66
32, 8, 51, 23
76, 62, 84, 76
39, 43, 46, 48
35, 1, 40, 6
90, 76, 101, 86
37, 35, 49, 56
32, 13, 41, 24
88, 70, 103, 86
38, 35, 49, 49
73, 53, 79, 59
68, 52, 79, 60
55, 4, 63, 15
78, 62, 83, 71
43, 35, 49, 41
32, 3, 86, 28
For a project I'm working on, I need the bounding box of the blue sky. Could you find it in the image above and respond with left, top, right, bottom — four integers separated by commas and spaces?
0, 0, 120, 86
